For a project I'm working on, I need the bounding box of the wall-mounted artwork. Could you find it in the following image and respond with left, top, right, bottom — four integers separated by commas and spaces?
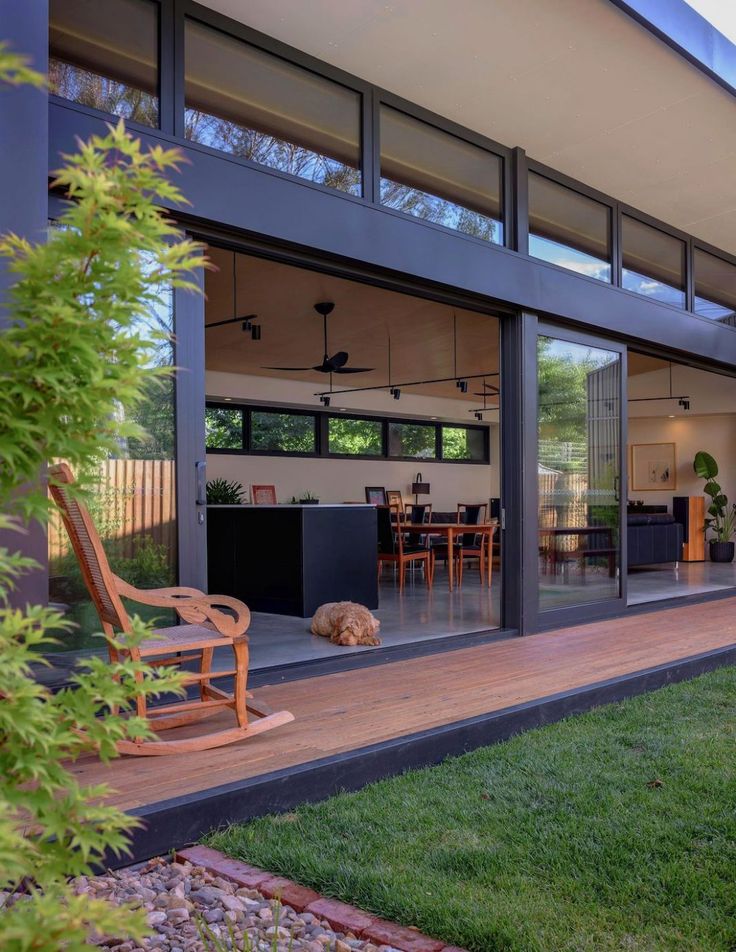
630, 442, 676, 491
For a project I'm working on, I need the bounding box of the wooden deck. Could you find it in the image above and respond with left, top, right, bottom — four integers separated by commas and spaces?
71, 597, 736, 830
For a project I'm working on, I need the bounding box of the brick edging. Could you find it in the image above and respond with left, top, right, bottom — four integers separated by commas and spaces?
176, 845, 467, 952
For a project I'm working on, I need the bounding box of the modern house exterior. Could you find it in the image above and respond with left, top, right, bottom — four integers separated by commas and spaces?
3, 0, 736, 679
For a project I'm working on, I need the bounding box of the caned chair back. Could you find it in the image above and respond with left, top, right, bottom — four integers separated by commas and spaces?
457, 503, 487, 547
48, 463, 131, 635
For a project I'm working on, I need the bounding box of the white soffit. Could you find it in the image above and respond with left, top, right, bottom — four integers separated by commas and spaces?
197, 0, 736, 256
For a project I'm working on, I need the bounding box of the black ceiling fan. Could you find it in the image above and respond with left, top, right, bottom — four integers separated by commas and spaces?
263, 302, 374, 374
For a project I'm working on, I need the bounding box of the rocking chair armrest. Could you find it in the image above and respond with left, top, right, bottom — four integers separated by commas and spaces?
113, 576, 251, 639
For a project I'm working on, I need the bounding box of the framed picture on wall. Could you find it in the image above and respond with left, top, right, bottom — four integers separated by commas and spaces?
386, 490, 404, 513
630, 443, 676, 491
365, 486, 387, 505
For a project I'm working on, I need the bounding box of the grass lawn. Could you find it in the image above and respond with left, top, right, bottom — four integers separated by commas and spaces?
208, 667, 736, 952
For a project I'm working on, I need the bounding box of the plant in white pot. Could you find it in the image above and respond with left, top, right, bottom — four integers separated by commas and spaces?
693, 451, 736, 563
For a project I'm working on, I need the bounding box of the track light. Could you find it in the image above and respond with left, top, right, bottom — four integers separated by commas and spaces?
678, 398, 690, 411
474, 411, 483, 420
390, 387, 401, 400
456, 379, 468, 393
241, 315, 261, 340
320, 395, 331, 407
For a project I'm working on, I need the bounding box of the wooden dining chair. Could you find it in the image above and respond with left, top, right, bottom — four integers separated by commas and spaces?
48, 463, 294, 756
376, 505, 434, 592
456, 503, 489, 585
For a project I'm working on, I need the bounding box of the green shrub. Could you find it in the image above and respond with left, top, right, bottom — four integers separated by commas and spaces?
0, 44, 207, 951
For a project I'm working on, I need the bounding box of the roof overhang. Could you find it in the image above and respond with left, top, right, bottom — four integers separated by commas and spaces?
195, 0, 736, 256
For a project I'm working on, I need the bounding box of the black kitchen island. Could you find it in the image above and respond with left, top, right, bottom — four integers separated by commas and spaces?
207, 504, 378, 617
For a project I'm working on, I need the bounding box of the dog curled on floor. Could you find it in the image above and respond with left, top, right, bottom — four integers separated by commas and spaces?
310, 601, 382, 646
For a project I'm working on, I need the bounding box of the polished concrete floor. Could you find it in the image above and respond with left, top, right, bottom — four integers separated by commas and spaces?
38, 558, 736, 685
627, 560, 736, 605
538, 557, 736, 610
246, 561, 501, 671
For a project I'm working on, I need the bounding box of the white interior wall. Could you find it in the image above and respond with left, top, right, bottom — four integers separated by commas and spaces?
205, 370, 500, 509
627, 414, 736, 510
627, 364, 736, 510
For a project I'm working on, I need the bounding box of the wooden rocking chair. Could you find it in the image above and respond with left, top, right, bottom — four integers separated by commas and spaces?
49, 463, 294, 756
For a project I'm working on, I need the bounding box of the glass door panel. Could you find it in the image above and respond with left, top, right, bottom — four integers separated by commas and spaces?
47, 282, 178, 659
537, 333, 623, 612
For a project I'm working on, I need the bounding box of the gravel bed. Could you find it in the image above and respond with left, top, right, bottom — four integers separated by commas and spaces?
72, 857, 401, 952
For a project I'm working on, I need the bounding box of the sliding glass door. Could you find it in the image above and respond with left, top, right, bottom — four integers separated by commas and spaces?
536, 325, 626, 621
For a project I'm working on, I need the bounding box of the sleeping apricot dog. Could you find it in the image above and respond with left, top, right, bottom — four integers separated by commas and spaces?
310, 601, 381, 646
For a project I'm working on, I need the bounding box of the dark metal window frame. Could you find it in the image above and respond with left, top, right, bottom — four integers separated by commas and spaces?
205, 401, 490, 464
47, 0, 736, 330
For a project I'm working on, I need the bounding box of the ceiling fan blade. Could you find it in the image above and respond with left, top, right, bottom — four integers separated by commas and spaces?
334, 366, 375, 374
326, 351, 349, 370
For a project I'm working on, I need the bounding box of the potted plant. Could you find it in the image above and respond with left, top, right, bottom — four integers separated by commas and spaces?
206, 477, 245, 505
693, 451, 736, 563
299, 490, 320, 505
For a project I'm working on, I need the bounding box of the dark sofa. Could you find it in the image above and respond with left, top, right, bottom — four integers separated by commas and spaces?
627, 512, 683, 567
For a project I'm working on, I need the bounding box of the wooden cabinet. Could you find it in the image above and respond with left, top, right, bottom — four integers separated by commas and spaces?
673, 496, 705, 562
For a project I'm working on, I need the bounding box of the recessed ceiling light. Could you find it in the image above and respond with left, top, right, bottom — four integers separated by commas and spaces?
338, 407, 348, 411
224, 397, 232, 401
430, 416, 438, 420
668, 414, 675, 418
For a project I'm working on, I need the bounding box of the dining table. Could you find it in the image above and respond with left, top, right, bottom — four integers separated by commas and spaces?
400, 521, 498, 591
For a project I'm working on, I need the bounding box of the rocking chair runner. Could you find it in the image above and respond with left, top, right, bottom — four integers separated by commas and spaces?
48, 463, 294, 756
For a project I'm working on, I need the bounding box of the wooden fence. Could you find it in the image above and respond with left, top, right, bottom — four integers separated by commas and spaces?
49, 459, 175, 564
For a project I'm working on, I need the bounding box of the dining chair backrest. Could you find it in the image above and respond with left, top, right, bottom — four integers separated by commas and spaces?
457, 503, 487, 547
376, 504, 400, 554
405, 503, 432, 525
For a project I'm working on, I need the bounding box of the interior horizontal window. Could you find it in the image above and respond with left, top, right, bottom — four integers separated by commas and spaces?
250, 411, 316, 453
442, 426, 486, 461
622, 215, 686, 308
184, 19, 361, 195
49, 0, 159, 127
388, 421, 437, 459
528, 174, 611, 282
328, 417, 383, 455
380, 106, 503, 244
205, 407, 243, 450
694, 248, 736, 325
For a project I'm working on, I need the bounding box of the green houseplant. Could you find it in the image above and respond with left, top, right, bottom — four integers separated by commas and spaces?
206, 477, 245, 504
693, 450, 736, 563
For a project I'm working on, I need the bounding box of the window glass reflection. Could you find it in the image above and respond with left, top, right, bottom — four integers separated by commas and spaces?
49, 0, 159, 127
622, 216, 686, 308
528, 173, 611, 282
185, 19, 361, 195
380, 106, 503, 243
694, 248, 736, 325
538, 336, 621, 611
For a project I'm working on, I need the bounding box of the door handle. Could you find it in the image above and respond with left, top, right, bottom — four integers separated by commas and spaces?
195, 460, 207, 505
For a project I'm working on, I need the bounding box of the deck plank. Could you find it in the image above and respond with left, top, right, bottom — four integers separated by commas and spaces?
68, 598, 736, 810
